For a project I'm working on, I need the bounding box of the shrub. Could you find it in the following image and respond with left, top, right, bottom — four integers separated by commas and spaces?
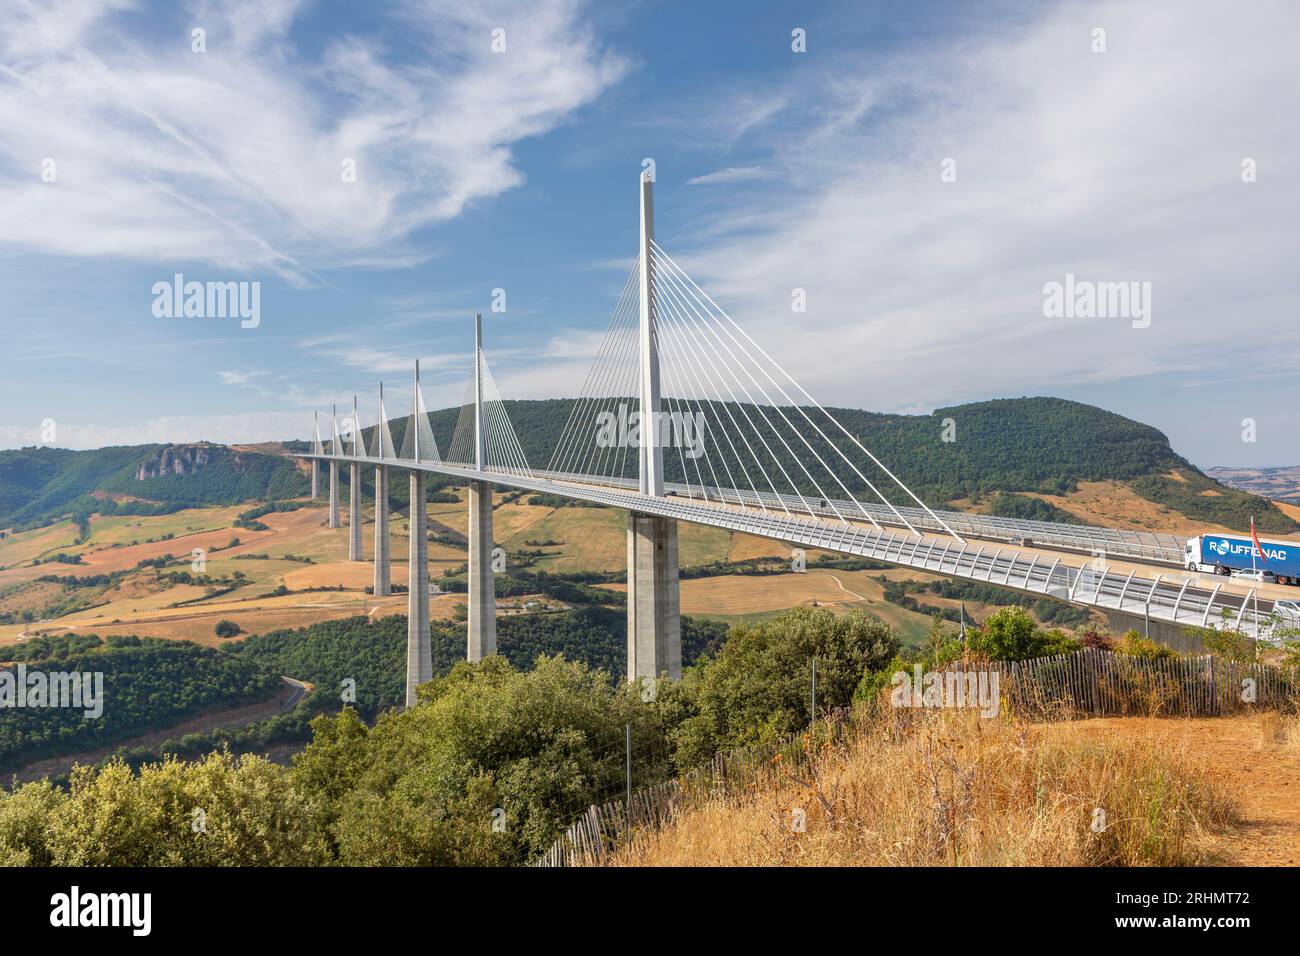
214, 620, 242, 638
668, 607, 899, 768
1114, 630, 1177, 660
968, 607, 1079, 661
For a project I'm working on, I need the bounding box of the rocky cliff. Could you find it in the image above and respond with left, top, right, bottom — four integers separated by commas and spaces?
135, 443, 224, 480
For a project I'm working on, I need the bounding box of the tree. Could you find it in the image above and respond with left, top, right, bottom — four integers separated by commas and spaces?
968, 607, 1078, 661
214, 619, 242, 638
315, 655, 671, 865
668, 606, 899, 768
43, 752, 329, 866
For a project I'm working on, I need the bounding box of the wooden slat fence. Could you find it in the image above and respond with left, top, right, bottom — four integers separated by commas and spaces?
986, 647, 1295, 719
534, 712, 850, 867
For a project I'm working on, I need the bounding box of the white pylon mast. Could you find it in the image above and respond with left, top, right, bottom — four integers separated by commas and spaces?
474, 313, 486, 472
352, 394, 361, 457
638, 173, 664, 496
412, 360, 420, 462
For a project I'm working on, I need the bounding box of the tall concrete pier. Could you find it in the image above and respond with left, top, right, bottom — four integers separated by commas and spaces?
627, 513, 681, 681
348, 396, 364, 560
311, 411, 321, 498
467, 313, 497, 662
406, 470, 431, 707
328, 461, 339, 528
626, 173, 681, 681
348, 462, 363, 560
373, 464, 389, 596
328, 405, 340, 528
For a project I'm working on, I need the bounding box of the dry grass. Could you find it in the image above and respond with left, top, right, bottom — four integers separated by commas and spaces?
1019, 480, 1244, 535
605, 707, 1238, 867
1254, 710, 1300, 753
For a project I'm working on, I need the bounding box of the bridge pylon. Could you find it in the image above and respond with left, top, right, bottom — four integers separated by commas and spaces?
404, 359, 432, 707
406, 469, 431, 707
374, 463, 389, 593
373, 384, 390, 597
468, 313, 498, 662
310, 410, 321, 499
348, 396, 364, 561
328, 404, 341, 528
628, 173, 681, 682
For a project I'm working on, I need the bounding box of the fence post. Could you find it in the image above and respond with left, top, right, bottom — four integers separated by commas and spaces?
811, 657, 817, 722
589, 804, 604, 861
1209, 654, 1217, 716
625, 722, 633, 835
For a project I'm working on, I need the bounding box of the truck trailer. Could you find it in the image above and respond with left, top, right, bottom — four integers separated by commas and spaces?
1185, 533, 1300, 585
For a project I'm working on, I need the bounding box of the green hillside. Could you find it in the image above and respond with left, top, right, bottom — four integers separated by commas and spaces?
377, 395, 1292, 533
0, 443, 307, 532
4, 397, 1293, 535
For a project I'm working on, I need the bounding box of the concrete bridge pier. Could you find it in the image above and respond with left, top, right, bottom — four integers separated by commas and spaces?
467, 479, 497, 661
627, 512, 681, 682
1105, 608, 1205, 653
328, 461, 340, 528
311, 460, 319, 499
373, 465, 389, 596
406, 470, 431, 707
348, 462, 363, 560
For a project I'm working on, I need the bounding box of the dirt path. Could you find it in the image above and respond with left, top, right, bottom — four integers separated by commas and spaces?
813, 570, 868, 603
1080, 714, 1300, 865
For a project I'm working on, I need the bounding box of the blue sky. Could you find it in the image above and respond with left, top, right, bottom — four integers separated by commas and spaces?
0, 0, 1296, 469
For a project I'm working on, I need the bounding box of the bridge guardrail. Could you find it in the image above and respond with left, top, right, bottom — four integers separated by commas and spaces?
300, 454, 1277, 640
532, 468, 1186, 564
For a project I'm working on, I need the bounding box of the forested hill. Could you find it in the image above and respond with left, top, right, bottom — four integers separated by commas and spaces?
2, 397, 1293, 534
359, 396, 1187, 498
367, 395, 1290, 532
0, 443, 307, 532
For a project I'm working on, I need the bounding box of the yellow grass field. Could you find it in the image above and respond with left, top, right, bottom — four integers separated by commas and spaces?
1019, 480, 1245, 536
0, 520, 82, 572
602, 567, 974, 645
0, 485, 1070, 652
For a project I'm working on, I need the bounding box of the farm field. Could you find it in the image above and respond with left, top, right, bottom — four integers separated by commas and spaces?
1, 489, 986, 650
602, 566, 1019, 647
4, 477, 1290, 653
0, 490, 900, 648
1018, 479, 1242, 536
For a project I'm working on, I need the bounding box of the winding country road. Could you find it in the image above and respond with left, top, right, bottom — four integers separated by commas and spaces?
7, 676, 312, 784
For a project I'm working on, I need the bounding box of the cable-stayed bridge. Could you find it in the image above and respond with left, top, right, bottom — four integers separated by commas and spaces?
302, 176, 1280, 705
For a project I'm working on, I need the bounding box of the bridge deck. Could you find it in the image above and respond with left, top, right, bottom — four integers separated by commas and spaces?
303, 454, 1279, 640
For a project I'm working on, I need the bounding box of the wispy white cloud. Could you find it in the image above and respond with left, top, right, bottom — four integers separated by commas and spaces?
687, 166, 767, 186
217, 368, 265, 386
0, 0, 627, 282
